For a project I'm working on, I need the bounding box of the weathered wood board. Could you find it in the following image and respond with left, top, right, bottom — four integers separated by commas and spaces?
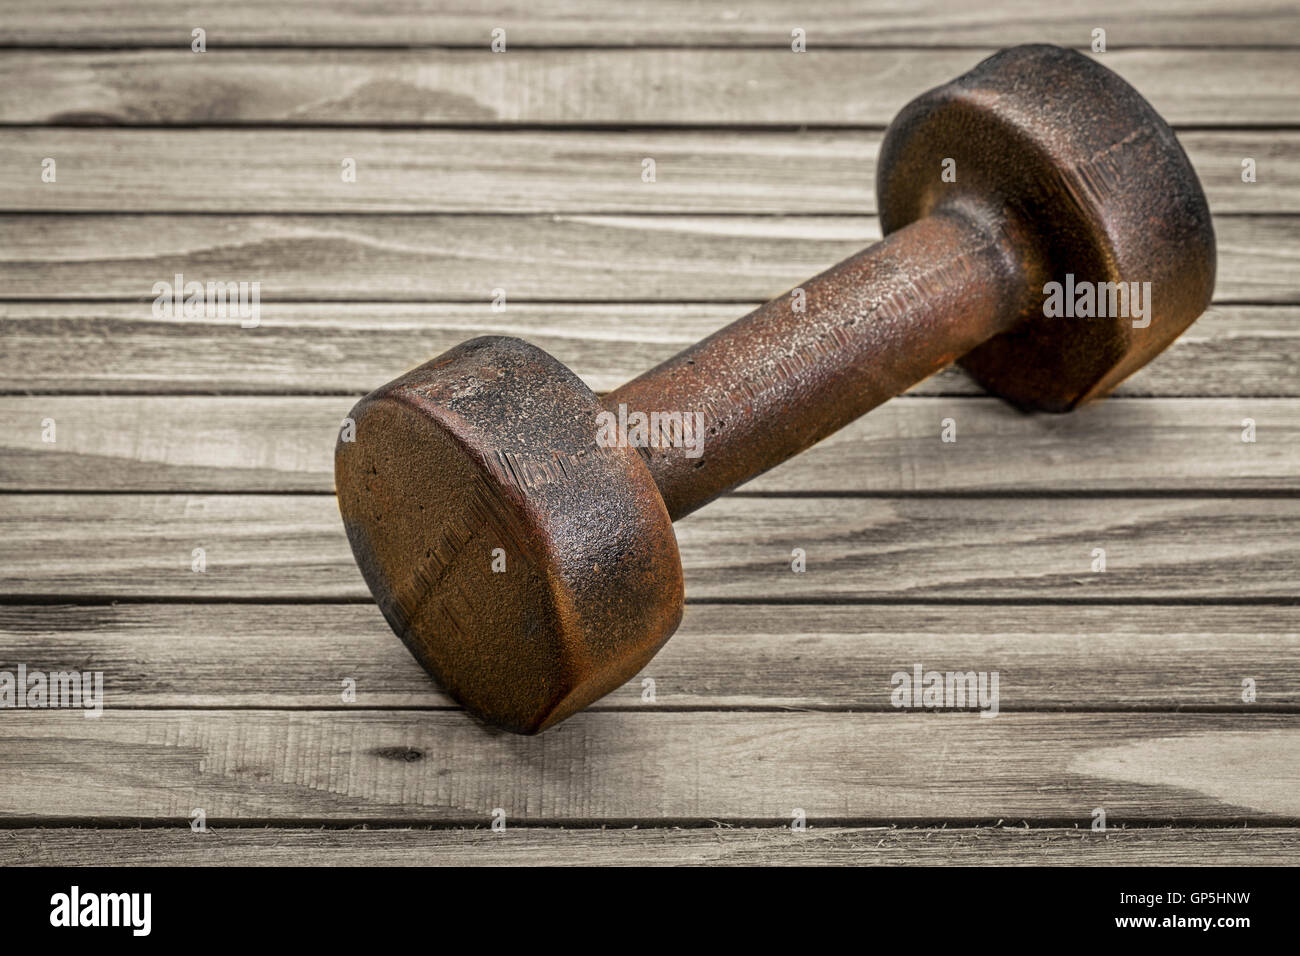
1, 1, 1296, 867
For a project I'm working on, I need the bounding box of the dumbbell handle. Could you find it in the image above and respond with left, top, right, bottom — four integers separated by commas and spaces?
603, 200, 1028, 521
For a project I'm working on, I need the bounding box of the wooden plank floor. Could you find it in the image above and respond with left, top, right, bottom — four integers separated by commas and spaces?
1, 2, 1298, 866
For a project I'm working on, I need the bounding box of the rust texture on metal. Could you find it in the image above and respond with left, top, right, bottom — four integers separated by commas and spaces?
605, 203, 1030, 520
336, 337, 683, 734
336, 44, 1217, 733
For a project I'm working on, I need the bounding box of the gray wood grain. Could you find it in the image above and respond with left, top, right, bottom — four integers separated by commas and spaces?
0, 711, 1296, 822
2, 303, 1293, 397
1, 50, 1295, 126
1, 603, 1293, 709
1, 6, 1296, 49
1, 1, 1296, 853
1, 215, 1293, 302
3, 396, 1296, 493
1, 826, 1295, 867
0, 494, 1296, 600
3, 129, 1292, 214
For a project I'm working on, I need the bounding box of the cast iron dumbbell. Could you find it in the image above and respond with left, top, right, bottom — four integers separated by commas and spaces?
336, 45, 1215, 733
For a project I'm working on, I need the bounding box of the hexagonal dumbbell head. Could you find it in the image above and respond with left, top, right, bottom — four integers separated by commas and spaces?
336, 336, 683, 734
877, 44, 1216, 410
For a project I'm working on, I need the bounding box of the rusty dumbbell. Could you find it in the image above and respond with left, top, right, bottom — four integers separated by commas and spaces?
336, 45, 1215, 733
